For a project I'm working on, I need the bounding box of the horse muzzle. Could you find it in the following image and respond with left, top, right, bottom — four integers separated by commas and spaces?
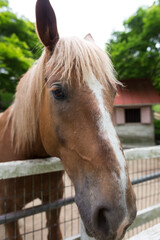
74, 183, 136, 240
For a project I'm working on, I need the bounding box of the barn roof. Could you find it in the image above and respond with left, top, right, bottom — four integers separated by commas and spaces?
114, 79, 160, 106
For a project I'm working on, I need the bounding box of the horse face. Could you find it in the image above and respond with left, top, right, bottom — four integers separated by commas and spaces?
39, 71, 136, 240
36, 0, 136, 239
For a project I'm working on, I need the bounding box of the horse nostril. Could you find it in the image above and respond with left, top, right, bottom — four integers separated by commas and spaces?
96, 208, 110, 235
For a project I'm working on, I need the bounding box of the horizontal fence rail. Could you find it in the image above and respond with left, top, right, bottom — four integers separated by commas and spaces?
0, 157, 63, 180
0, 197, 75, 225
1, 145, 160, 180
131, 171, 160, 185
124, 145, 160, 161
129, 203, 160, 230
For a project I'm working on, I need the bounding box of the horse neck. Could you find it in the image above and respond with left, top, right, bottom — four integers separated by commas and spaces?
0, 106, 49, 162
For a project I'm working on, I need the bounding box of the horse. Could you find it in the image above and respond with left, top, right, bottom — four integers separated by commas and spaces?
0, 0, 136, 239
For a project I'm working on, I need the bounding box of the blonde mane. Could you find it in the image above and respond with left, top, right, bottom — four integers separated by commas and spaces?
46, 37, 118, 88
9, 37, 119, 152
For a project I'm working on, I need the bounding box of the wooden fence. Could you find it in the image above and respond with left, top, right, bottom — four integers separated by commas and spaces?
0, 146, 160, 240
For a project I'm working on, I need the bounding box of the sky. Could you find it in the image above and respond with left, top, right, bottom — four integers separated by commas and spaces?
9, 0, 154, 50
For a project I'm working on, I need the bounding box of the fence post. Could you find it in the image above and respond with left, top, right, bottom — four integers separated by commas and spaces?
81, 220, 95, 240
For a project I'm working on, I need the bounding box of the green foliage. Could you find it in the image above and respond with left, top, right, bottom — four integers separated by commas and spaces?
0, 0, 43, 109
107, 1, 160, 90
0, 89, 13, 110
154, 119, 160, 143
152, 104, 160, 142
0, 0, 8, 8
152, 104, 160, 113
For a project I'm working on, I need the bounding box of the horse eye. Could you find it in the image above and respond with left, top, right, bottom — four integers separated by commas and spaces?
51, 84, 66, 100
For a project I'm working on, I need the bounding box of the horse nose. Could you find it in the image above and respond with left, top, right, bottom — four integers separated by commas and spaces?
94, 208, 110, 235
92, 207, 119, 239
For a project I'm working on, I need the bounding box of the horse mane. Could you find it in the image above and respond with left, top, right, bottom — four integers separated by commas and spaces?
46, 37, 119, 88
8, 37, 120, 152
9, 52, 46, 152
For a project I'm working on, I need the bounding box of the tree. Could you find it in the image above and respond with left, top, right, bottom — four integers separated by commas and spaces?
0, 0, 42, 109
106, 0, 160, 90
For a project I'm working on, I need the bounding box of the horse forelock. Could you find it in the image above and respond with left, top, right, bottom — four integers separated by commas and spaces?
45, 37, 121, 89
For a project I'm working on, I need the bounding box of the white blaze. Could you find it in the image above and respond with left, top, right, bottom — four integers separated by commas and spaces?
87, 73, 127, 195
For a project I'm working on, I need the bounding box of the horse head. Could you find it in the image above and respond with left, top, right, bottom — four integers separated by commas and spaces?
36, 0, 136, 239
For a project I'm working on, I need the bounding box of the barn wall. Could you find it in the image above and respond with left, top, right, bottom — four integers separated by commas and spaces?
115, 123, 155, 149
114, 108, 125, 124
141, 106, 152, 124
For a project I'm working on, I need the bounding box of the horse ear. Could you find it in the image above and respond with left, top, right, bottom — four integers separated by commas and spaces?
84, 34, 94, 42
36, 0, 59, 50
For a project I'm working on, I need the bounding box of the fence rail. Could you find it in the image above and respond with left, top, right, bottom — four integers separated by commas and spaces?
0, 197, 75, 225
0, 146, 160, 180
129, 203, 160, 230
0, 157, 63, 180
131, 171, 160, 185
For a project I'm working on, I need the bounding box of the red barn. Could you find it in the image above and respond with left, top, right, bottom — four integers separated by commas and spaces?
114, 79, 160, 148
